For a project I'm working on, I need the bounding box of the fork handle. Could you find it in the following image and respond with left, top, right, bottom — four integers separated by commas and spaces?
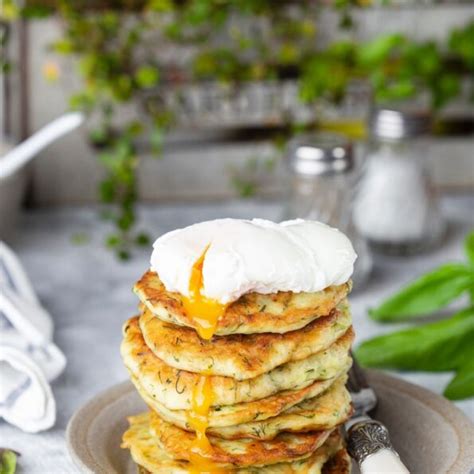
346, 417, 410, 473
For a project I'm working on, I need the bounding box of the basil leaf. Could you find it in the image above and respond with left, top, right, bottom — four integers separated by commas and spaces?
0, 450, 16, 474
465, 230, 474, 265
356, 307, 474, 371
370, 264, 474, 321
444, 357, 474, 400
465, 231, 474, 303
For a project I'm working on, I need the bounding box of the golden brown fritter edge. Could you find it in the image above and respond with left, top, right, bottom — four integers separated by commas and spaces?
121, 316, 354, 409
131, 370, 349, 428
139, 302, 351, 380
132, 436, 350, 473
134, 270, 351, 336
149, 413, 333, 468
204, 378, 352, 440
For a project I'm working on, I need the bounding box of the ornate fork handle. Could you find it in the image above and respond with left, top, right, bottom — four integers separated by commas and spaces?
346, 417, 410, 473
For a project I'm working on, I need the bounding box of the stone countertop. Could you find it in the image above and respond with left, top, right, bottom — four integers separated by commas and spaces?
1, 195, 473, 473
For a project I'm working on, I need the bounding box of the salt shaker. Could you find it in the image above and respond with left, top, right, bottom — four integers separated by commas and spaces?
283, 133, 372, 291
353, 106, 445, 255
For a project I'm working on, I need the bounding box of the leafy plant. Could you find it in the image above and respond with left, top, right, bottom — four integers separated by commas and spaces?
49, 0, 322, 257
52, 2, 174, 258
369, 263, 474, 321
356, 231, 474, 400
299, 28, 474, 110
229, 155, 277, 198
3, 3, 473, 257
0, 450, 17, 474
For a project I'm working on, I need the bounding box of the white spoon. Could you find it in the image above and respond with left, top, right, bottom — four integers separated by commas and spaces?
0, 111, 84, 180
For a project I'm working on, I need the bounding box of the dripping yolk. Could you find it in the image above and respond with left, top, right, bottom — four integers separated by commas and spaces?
186, 374, 225, 474
183, 247, 227, 472
187, 375, 214, 453
181, 246, 228, 340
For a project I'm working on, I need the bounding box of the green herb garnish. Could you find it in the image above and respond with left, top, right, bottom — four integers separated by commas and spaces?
0, 450, 18, 474
356, 231, 474, 400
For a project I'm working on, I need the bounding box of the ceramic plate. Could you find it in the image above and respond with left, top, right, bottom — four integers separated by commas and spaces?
66, 370, 474, 474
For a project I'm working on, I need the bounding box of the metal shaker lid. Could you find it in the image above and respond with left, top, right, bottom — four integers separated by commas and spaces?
370, 105, 432, 141
286, 132, 354, 176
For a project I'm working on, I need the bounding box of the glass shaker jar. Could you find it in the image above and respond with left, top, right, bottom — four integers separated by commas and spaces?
353, 106, 445, 255
283, 132, 372, 291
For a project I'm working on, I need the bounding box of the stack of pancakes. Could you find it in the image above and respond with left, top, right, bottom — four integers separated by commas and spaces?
121, 268, 354, 473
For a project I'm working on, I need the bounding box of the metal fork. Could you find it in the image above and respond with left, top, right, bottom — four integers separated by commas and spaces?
345, 355, 410, 473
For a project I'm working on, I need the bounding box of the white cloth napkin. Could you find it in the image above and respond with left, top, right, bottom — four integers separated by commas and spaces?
0, 241, 66, 432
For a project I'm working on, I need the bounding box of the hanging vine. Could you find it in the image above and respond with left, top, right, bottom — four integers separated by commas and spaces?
2, 1, 473, 258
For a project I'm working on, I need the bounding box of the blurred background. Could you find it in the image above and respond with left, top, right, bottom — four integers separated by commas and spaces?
1, 0, 473, 259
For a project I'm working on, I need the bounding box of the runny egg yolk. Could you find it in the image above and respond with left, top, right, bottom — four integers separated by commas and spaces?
184, 247, 226, 473
187, 374, 214, 454
181, 246, 228, 340
186, 375, 225, 473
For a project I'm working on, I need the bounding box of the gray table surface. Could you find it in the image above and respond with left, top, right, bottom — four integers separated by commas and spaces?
1, 195, 473, 473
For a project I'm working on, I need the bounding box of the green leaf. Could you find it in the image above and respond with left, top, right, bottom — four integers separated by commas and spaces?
126, 121, 144, 137
231, 177, 256, 198
432, 73, 460, 109
135, 66, 159, 89
89, 127, 111, 147
53, 39, 74, 54
465, 231, 474, 302
357, 34, 405, 66
379, 78, 416, 101
449, 22, 474, 70
444, 356, 474, 400
356, 307, 474, 372
117, 249, 130, 261
69, 92, 95, 112
147, 0, 173, 12
465, 230, 474, 265
105, 234, 121, 248
415, 43, 441, 76
111, 75, 133, 102
99, 179, 116, 203
370, 264, 474, 321
117, 212, 134, 232
135, 233, 150, 247
19, 4, 52, 18
338, 11, 353, 30
0, 450, 17, 474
